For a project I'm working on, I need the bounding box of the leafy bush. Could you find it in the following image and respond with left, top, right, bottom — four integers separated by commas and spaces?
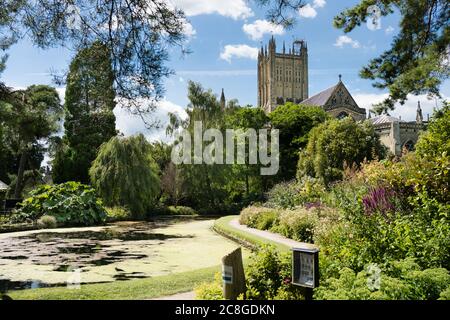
105, 206, 132, 221
271, 208, 318, 243
297, 118, 385, 186
194, 272, 224, 300
265, 178, 325, 209
315, 259, 450, 300
265, 181, 301, 209
12, 182, 107, 226
166, 206, 198, 216
37, 215, 57, 229
245, 245, 304, 300
415, 101, 449, 157
239, 206, 279, 227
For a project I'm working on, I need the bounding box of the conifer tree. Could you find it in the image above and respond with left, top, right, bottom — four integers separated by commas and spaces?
53, 42, 116, 184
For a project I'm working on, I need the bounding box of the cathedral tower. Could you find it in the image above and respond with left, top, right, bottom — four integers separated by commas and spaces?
258, 36, 308, 113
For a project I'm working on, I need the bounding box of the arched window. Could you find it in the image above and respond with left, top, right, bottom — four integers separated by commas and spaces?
403, 140, 415, 152
337, 111, 349, 119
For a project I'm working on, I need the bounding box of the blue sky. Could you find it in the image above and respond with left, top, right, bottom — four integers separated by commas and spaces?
1, 0, 448, 141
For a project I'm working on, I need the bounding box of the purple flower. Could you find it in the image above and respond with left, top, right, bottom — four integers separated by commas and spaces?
362, 186, 397, 217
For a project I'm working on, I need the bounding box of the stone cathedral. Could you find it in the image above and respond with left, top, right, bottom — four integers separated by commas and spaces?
257, 36, 426, 156
258, 36, 308, 113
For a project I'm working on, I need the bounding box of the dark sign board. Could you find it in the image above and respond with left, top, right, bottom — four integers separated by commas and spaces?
292, 247, 319, 288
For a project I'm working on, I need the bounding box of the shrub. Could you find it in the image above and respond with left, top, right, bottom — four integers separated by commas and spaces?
265, 181, 301, 209
415, 101, 449, 158
315, 259, 450, 300
297, 118, 385, 186
37, 215, 57, 229
239, 206, 278, 227
272, 208, 318, 243
265, 178, 325, 209
245, 245, 303, 300
194, 272, 224, 300
12, 182, 107, 226
105, 206, 132, 221
167, 206, 198, 216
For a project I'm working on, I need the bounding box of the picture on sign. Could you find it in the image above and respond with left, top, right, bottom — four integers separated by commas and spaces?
292, 248, 319, 288
222, 265, 233, 284
299, 252, 314, 287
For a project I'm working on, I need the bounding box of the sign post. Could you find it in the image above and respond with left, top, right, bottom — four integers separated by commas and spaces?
291, 247, 319, 300
221, 247, 246, 300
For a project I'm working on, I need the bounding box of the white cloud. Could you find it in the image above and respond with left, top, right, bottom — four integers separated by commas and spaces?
182, 20, 196, 38
243, 20, 285, 41
114, 99, 187, 142
313, 0, 326, 8
299, 4, 317, 18
334, 35, 361, 48
385, 26, 395, 35
298, 0, 326, 18
171, 0, 253, 20
353, 93, 447, 121
220, 44, 259, 63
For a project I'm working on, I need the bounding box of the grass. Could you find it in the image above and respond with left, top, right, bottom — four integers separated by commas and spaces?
8, 265, 220, 300
213, 215, 290, 252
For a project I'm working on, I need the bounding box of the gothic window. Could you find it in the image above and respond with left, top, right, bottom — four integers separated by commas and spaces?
403, 140, 415, 152
337, 111, 349, 119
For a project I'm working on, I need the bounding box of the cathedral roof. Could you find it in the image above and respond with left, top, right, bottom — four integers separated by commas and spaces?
300, 84, 338, 106
369, 114, 404, 125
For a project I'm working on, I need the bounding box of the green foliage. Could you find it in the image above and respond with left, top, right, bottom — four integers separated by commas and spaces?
239, 206, 279, 227
12, 182, 107, 226
105, 206, 132, 222
315, 259, 450, 300
269, 103, 328, 181
53, 41, 116, 184
334, 1, 449, 113
37, 215, 57, 229
90, 134, 160, 219
194, 272, 224, 300
298, 118, 385, 186
272, 208, 318, 243
265, 177, 325, 209
0, 84, 62, 197
166, 206, 198, 216
416, 102, 450, 157
245, 245, 303, 300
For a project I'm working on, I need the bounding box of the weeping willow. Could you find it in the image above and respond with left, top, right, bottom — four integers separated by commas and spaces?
89, 134, 160, 218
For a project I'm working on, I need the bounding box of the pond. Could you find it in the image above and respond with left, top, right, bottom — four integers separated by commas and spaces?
0, 217, 248, 292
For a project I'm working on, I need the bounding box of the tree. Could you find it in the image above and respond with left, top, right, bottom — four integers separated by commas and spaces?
333, 1, 450, 113
269, 103, 329, 181
225, 106, 269, 198
297, 117, 385, 186
52, 42, 117, 184
167, 81, 231, 209
0, 85, 62, 198
415, 101, 450, 157
0, 0, 187, 123
89, 134, 160, 218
